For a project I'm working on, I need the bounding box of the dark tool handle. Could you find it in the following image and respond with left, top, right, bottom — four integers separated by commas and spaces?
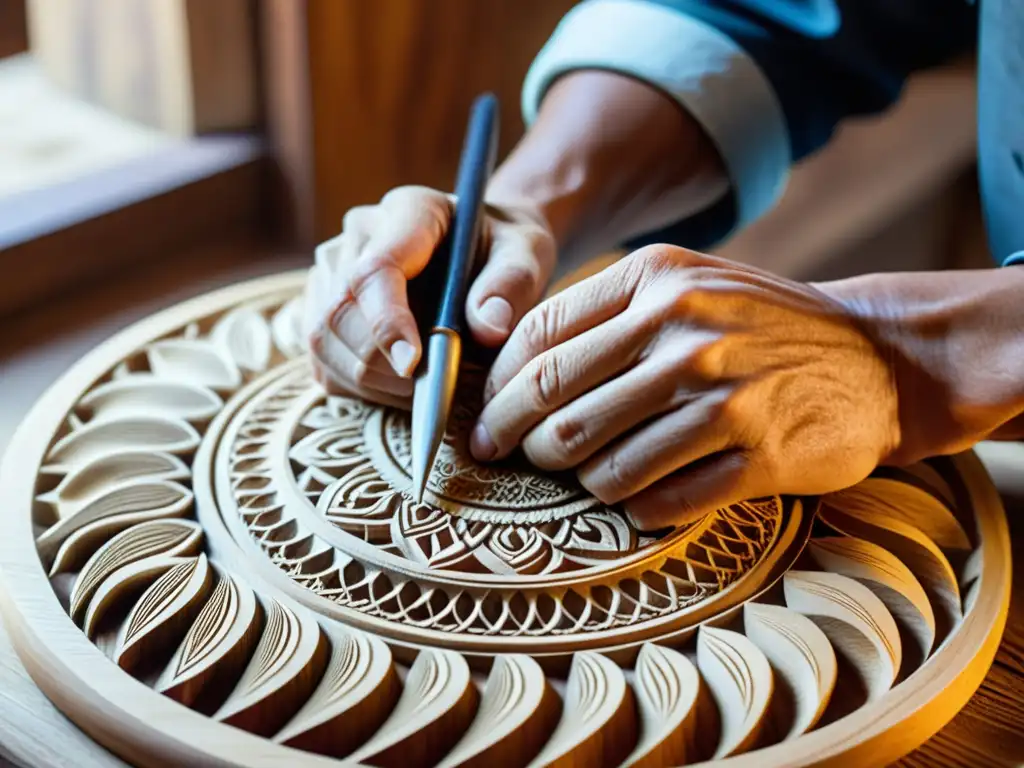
435, 93, 500, 333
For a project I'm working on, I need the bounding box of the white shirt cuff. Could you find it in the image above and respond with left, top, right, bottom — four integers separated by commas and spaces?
522, 0, 791, 231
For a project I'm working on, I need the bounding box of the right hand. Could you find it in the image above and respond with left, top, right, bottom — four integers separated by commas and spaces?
303, 185, 557, 409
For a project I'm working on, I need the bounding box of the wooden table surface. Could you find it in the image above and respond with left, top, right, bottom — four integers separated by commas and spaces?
0, 238, 1020, 768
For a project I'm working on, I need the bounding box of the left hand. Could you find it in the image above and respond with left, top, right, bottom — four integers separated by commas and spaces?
470, 245, 901, 530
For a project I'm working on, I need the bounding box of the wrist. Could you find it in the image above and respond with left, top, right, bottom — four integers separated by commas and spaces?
488, 70, 728, 270
816, 268, 1024, 463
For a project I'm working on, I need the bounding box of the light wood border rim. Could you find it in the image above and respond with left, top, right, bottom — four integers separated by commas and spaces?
0, 272, 1011, 768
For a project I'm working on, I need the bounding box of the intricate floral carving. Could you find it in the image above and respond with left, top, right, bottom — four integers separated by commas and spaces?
0, 278, 1006, 768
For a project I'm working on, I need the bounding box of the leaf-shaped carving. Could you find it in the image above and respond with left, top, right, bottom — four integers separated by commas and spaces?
349, 648, 479, 768
45, 417, 200, 471
78, 375, 223, 423
783, 571, 902, 701
823, 477, 971, 551
68, 519, 202, 624
437, 654, 559, 768
697, 625, 773, 759
37, 451, 190, 522
212, 306, 273, 373
214, 598, 328, 737
147, 339, 242, 391
41, 480, 195, 570
879, 463, 956, 508
743, 602, 837, 740
524, 651, 636, 768
271, 296, 306, 359
809, 537, 935, 659
83, 555, 189, 638
274, 626, 399, 758
157, 568, 261, 707
625, 643, 701, 768
115, 554, 213, 673
819, 504, 962, 627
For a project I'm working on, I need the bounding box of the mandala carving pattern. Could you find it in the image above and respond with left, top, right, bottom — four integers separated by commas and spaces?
0, 274, 1009, 768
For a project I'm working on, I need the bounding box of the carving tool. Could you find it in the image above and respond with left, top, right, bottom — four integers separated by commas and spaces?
410, 93, 500, 504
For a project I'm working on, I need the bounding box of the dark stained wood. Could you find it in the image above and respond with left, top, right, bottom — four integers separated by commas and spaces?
0, 142, 266, 318
259, 0, 316, 246
261, 0, 576, 247
0, 0, 27, 58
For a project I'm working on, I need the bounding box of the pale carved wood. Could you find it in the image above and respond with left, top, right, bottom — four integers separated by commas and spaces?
0, 272, 1012, 768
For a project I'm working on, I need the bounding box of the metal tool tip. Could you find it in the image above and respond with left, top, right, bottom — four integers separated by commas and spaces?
411, 467, 427, 505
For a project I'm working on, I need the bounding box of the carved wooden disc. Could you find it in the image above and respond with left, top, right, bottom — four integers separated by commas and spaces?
0, 272, 1011, 768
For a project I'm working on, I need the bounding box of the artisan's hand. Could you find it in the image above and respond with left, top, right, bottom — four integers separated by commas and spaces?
304, 186, 556, 408
471, 245, 901, 529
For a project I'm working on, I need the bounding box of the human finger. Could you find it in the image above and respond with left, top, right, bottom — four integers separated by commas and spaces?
622, 450, 771, 530
576, 390, 737, 505
483, 255, 647, 404
465, 222, 554, 346
471, 308, 656, 461
345, 187, 453, 377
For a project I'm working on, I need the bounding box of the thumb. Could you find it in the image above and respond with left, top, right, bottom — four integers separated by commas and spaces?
466, 227, 554, 347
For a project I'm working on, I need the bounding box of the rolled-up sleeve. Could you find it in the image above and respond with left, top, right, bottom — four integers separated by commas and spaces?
522, 0, 976, 248
522, 0, 790, 233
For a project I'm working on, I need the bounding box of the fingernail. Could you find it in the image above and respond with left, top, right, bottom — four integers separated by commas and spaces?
470, 421, 497, 461
478, 297, 513, 335
389, 340, 417, 377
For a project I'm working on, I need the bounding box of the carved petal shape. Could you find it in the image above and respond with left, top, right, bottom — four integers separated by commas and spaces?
212, 306, 273, 373
525, 651, 635, 768
157, 568, 261, 707
438, 654, 559, 768
147, 339, 242, 391
274, 626, 399, 758
115, 554, 213, 673
45, 417, 200, 471
626, 643, 701, 768
823, 478, 971, 551
79, 375, 223, 423
697, 626, 774, 759
214, 598, 327, 737
743, 602, 837, 740
819, 505, 962, 626
83, 555, 186, 638
350, 648, 478, 768
784, 571, 902, 701
809, 537, 935, 659
41, 480, 195, 569
271, 297, 306, 359
68, 519, 203, 624
37, 451, 190, 522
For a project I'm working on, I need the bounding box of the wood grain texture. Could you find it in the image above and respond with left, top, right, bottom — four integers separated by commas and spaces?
25, 0, 258, 136
0, 244, 1019, 767
266, 0, 575, 245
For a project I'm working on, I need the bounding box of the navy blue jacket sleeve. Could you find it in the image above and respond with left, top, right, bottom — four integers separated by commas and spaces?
623, 0, 977, 250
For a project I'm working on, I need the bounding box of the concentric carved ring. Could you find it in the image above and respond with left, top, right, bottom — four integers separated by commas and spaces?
0, 271, 1011, 768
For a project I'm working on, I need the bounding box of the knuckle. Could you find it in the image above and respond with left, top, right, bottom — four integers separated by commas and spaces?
342, 204, 374, 231
527, 415, 587, 469
519, 302, 557, 352
581, 451, 633, 504
368, 314, 404, 345
347, 358, 371, 387
525, 353, 563, 411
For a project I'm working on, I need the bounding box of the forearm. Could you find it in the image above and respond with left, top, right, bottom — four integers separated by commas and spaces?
486, 70, 728, 272
818, 266, 1024, 463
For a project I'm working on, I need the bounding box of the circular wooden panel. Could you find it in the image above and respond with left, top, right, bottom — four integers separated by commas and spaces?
0, 272, 1010, 767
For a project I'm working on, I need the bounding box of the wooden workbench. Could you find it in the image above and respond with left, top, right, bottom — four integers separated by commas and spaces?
0, 239, 1020, 767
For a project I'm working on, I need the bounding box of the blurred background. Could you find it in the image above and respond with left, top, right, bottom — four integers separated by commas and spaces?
0, 0, 991, 441
0, 5, 1021, 768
